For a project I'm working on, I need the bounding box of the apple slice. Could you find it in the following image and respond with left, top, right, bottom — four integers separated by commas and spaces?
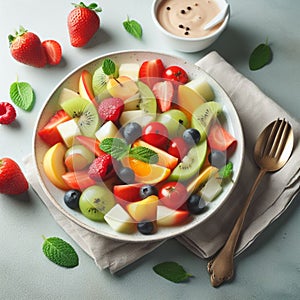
64, 144, 94, 171
43, 142, 69, 190
79, 70, 98, 107
157, 206, 190, 226
177, 84, 206, 120
126, 195, 158, 222
107, 76, 139, 100
104, 204, 136, 234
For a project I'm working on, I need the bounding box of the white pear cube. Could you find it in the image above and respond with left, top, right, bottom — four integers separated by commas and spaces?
199, 176, 223, 202
119, 110, 155, 127
57, 119, 81, 147
95, 121, 120, 142
185, 79, 215, 101
104, 204, 136, 233
118, 63, 140, 81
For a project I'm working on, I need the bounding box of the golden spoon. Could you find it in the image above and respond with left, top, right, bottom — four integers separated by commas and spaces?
207, 118, 294, 287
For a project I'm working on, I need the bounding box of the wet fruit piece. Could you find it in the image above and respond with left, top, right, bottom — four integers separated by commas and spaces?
79, 185, 115, 221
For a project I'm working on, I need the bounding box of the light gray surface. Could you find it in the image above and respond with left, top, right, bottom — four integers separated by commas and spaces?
0, 1, 299, 299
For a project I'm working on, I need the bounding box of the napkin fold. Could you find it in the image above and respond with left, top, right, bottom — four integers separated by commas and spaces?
24, 51, 300, 273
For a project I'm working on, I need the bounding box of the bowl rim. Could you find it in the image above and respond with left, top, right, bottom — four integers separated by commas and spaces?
151, 0, 230, 42
33, 49, 245, 242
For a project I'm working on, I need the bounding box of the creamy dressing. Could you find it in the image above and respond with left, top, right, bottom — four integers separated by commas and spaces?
156, 0, 222, 38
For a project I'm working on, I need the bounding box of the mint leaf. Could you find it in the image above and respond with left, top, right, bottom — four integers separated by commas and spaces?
123, 17, 142, 39
100, 138, 158, 163
102, 58, 116, 76
10, 80, 35, 111
100, 138, 130, 160
42, 236, 79, 268
129, 146, 158, 164
218, 161, 233, 180
249, 39, 272, 70
153, 262, 193, 283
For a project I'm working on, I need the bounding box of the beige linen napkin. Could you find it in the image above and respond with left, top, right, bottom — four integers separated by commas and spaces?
24, 51, 300, 273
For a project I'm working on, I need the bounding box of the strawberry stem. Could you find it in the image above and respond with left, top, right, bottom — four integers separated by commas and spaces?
72, 2, 102, 12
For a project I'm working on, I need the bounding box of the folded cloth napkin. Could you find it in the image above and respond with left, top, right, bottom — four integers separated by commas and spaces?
24, 51, 300, 274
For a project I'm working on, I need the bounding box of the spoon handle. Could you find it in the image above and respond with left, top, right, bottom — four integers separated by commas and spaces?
207, 168, 266, 287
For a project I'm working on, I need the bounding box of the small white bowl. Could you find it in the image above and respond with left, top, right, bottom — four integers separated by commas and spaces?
151, 0, 230, 53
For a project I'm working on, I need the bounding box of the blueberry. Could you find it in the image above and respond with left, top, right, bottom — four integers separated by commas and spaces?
139, 184, 158, 199
64, 189, 81, 209
118, 167, 135, 184
187, 194, 207, 214
122, 122, 142, 144
137, 221, 155, 235
183, 128, 201, 145
208, 151, 227, 168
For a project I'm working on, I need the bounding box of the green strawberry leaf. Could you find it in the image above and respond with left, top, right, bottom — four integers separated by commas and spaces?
42, 236, 79, 268
249, 39, 272, 70
153, 261, 193, 283
123, 17, 143, 39
9, 80, 35, 111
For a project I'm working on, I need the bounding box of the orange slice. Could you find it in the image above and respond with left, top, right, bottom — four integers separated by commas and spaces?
123, 157, 171, 184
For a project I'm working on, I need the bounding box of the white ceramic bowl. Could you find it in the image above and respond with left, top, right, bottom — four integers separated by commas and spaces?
151, 0, 230, 52
33, 50, 244, 242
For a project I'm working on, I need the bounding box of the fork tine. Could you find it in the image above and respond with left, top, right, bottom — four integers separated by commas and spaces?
274, 120, 290, 159
262, 118, 280, 157
268, 118, 286, 157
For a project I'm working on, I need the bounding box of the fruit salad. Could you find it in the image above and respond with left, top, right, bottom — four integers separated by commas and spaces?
37, 57, 237, 235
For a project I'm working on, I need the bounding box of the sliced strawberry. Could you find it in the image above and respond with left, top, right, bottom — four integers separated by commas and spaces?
152, 80, 174, 112
42, 40, 62, 65
138, 59, 165, 88
75, 135, 104, 157
208, 123, 237, 154
113, 183, 144, 207
62, 170, 96, 191
38, 110, 71, 146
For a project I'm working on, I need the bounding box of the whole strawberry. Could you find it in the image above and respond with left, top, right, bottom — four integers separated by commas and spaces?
67, 2, 102, 47
8, 26, 47, 68
0, 158, 29, 195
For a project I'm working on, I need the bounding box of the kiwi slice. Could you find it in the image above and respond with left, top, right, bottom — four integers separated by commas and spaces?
92, 66, 111, 100
79, 185, 115, 222
60, 96, 90, 118
191, 101, 222, 141
168, 140, 207, 182
78, 102, 100, 137
136, 81, 157, 114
